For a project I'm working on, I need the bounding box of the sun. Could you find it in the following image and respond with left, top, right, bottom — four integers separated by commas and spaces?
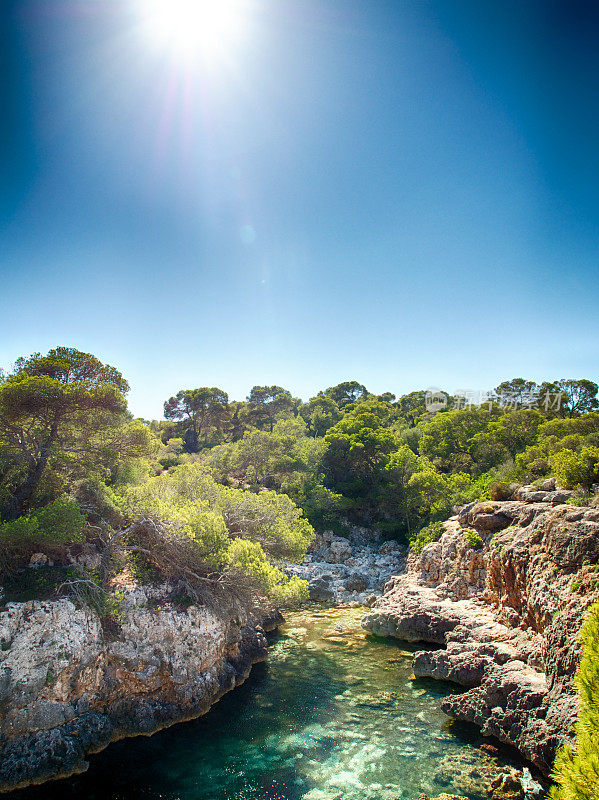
139, 0, 246, 63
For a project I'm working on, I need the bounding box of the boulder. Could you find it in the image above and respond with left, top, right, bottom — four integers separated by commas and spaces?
343, 573, 369, 592
308, 578, 334, 603
488, 772, 524, 800
325, 538, 353, 563
379, 541, 403, 555
28, 554, 49, 568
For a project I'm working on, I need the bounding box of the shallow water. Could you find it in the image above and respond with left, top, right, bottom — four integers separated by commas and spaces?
10, 607, 523, 800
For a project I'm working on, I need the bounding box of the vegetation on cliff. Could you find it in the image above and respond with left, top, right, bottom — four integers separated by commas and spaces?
551, 601, 599, 800
0, 349, 313, 608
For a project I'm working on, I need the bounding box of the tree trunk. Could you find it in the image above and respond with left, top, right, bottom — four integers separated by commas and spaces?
1, 455, 50, 521
0, 422, 59, 522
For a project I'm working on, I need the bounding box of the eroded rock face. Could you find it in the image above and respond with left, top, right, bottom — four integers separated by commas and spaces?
362, 495, 599, 775
0, 584, 280, 793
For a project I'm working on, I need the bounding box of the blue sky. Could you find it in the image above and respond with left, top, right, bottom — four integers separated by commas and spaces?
1, 0, 598, 419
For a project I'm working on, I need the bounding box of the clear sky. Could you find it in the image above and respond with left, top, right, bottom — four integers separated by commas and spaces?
1, 0, 598, 419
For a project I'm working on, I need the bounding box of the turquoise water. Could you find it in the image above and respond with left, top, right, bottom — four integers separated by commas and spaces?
10, 607, 522, 800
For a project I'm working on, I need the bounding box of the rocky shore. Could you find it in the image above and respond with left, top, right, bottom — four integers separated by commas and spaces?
287, 526, 406, 605
0, 583, 281, 793
363, 486, 599, 775
3, 486, 597, 793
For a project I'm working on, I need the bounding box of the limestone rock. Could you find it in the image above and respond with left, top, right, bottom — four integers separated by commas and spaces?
288, 524, 406, 607
28, 553, 49, 568
0, 585, 276, 793
343, 572, 369, 592
325, 538, 353, 563
309, 578, 335, 603
362, 499, 599, 775
418, 793, 469, 800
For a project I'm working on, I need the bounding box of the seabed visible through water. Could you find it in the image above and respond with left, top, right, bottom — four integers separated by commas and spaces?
9, 607, 525, 800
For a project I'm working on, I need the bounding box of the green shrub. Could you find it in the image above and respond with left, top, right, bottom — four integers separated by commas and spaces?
31, 498, 86, 542
1, 565, 72, 603
0, 497, 85, 545
410, 520, 445, 554
120, 463, 314, 604
158, 456, 182, 469
72, 478, 123, 527
551, 448, 599, 493
0, 498, 86, 575
488, 481, 513, 501
225, 538, 308, 604
464, 529, 484, 549
567, 496, 592, 507
550, 602, 599, 800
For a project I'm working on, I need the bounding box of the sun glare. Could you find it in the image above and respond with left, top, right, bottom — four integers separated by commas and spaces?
139, 0, 246, 62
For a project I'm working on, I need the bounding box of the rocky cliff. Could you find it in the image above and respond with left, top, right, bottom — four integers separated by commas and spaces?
0, 582, 282, 793
363, 488, 599, 775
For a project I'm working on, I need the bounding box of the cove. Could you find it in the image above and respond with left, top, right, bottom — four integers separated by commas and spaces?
7, 607, 522, 800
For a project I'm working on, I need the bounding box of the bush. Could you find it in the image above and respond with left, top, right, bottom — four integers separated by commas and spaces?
489, 481, 513, 501
1, 565, 72, 603
464, 529, 483, 549
72, 478, 123, 527
410, 520, 445, 554
158, 456, 182, 469
225, 539, 308, 604
120, 463, 314, 604
550, 602, 599, 800
567, 496, 592, 507
0, 498, 85, 575
550, 448, 599, 493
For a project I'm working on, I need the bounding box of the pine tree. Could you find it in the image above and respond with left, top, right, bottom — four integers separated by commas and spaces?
551, 601, 599, 800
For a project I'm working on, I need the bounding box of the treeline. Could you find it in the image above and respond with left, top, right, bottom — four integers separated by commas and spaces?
152, 376, 599, 540
156, 378, 599, 451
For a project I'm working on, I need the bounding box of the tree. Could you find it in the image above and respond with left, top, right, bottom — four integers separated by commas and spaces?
0, 347, 136, 521
231, 429, 284, 485
324, 381, 369, 409
418, 407, 499, 475
469, 409, 543, 470
397, 390, 428, 426
228, 400, 250, 441
323, 410, 398, 495
247, 386, 294, 432
381, 445, 421, 535
550, 602, 599, 800
550, 447, 599, 493
555, 380, 599, 418
299, 394, 343, 437
164, 387, 229, 451
493, 378, 540, 407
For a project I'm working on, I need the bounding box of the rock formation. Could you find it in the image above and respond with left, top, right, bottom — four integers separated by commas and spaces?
363, 491, 599, 775
0, 582, 281, 793
286, 527, 406, 605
